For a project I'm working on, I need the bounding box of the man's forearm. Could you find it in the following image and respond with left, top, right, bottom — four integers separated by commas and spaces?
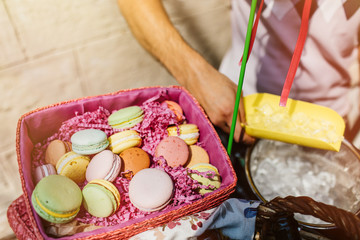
117, 0, 210, 89
117, 0, 254, 143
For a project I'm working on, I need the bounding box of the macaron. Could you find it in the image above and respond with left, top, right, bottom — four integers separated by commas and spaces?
34, 164, 57, 184
185, 145, 210, 168
71, 129, 109, 155
154, 136, 189, 168
108, 130, 142, 154
108, 106, 144, 130
45, 139, 72, 166
82, 179, 121, 218
31, 175, 82, 224
161, 100, 184, 122
119, 147, 150, 179
129, 168, 174, 212
189, 163, 221, 195
56, 151, 90, 184
86, 150, 121, 182
167, 124, 200, 145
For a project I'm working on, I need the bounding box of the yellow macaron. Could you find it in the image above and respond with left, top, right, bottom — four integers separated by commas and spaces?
167, 124, 199, 145
56, 151, 90, 184
108, 130, 142, 154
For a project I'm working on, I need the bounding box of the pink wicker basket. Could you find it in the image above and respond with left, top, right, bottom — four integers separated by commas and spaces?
8, 86, 237, 239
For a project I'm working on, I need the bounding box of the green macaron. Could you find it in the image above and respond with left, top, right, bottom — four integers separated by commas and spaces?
189, 163, 222, 195
108, 106, 144, 130
82, 179, 121, 218
31, 175, 82, 224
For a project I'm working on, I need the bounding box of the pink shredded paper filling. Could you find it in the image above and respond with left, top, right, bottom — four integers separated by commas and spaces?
31, 97, 215, 228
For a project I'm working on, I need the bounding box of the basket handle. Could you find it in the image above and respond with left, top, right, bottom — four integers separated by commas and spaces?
256, 196, 360, 239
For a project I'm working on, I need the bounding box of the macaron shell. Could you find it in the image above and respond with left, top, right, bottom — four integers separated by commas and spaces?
108, 106, 144, 130
91, 179, 121, 206
83, 185, 114, 217
190, 163, 219, 174
108, 130, 142, 154
56, 151, 90, 184
86, 150, 121, 182
45, 140, 72, 166
82, 179, 120, 218
161, 100, 183, 122
129, 168, 173, 212
132, 193, 173, 212
31, 175, 82, 223
185, 145, 210, 168
111, 115, 144, 130
190, 163, 221, 195
109, 138, 142, 154
71, 129, 109, 155
167, 124, 200, 145
155, 136, 189, 167
119, 147, 150, 178
34, 164, 57, 184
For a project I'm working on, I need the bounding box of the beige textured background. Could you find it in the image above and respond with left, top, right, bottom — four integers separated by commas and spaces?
0, 0, 232, 238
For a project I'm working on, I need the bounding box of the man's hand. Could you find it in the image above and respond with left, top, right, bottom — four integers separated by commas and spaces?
183, 61, 254, 144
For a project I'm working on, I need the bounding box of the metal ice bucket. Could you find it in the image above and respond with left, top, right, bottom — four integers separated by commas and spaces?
245, 139, 360, 229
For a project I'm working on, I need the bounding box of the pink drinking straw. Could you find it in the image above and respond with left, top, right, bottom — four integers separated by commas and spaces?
279, 0, 312, 106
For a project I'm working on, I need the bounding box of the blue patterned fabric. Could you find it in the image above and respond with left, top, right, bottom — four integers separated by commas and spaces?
206, 198, 260, 239
130, 198, 260, 239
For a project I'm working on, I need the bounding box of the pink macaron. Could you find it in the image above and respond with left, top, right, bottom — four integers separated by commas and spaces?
86, 150, 121, 182
34, 164, 57, 184
154, 136, 189, 167
129, 168, 174, 212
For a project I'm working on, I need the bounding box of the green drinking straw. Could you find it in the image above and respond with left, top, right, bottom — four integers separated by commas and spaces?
227, 0, 258, 155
